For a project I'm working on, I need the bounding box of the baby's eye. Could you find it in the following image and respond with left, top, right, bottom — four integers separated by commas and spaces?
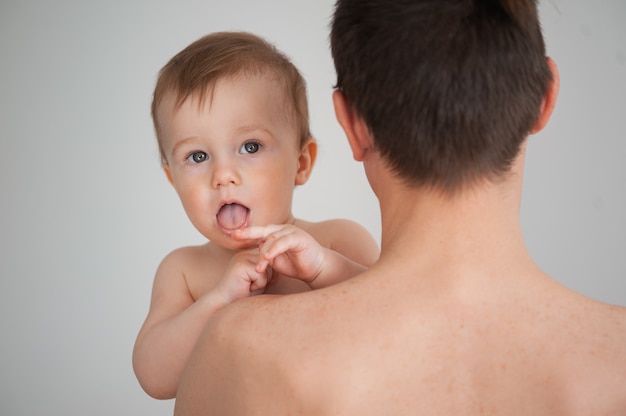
187, 151, 208, 163
240, 141, 261, 154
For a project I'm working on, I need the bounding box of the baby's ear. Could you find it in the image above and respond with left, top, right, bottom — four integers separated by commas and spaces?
163, 164, 174, 186
530, 57, 560, 134
295, 138, 317, 185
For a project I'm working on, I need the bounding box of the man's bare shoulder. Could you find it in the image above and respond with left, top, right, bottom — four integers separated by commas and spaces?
557, 296, 626, 413
174, 291, 328, 415
174, 275, 626, 415
561, 292, 626, 349
577, 298, 626, 363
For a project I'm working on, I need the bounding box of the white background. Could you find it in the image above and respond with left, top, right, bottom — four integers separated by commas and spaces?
1, 1, 624, 414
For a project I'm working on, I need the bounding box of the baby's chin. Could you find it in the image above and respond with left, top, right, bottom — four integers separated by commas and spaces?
215, 230, 257, 251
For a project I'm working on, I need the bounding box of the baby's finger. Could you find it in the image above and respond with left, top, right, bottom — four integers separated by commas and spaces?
250, 287, 265, 296
255, 256, 271, 274
249, 270, 268, 293
258, 228, 304, 260
233, 224, 288, 241
229, 231, 262, 246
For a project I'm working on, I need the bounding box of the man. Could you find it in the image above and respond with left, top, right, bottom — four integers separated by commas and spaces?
175, 1, 626, 414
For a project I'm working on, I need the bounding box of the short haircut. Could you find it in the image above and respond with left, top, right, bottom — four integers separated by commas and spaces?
331, 0, 552, 193
152, 31, 311, 164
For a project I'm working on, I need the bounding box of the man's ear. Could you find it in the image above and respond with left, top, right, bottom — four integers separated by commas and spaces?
530, 57, 560, 134
295, 138, 317, 185
332, 90, 373, 161
163, 164, 174, 186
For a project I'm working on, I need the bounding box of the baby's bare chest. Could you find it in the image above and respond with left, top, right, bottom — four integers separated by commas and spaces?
177, 249, 227, 301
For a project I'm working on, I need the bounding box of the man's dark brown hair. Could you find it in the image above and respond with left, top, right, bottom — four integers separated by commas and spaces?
331, 0, 552, 193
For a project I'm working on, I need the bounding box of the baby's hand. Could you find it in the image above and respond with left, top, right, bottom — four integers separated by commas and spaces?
232, 225, 325, 286
214, 248, 271, 303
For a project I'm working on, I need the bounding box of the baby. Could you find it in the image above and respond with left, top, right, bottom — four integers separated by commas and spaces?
132, 31, 379, 399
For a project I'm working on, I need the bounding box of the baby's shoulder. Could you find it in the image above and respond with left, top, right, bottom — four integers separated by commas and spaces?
295, 218, 379, 266
155, 243, 224, 299
296, 218, 370, 240
155, 243, 217, 279
160, 243, 210, 265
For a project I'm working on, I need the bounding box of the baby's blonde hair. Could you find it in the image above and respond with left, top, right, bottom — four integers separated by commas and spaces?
151, 31, 311, 164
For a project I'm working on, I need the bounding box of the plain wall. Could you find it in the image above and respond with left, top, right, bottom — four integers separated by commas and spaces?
0, 1, 624, 414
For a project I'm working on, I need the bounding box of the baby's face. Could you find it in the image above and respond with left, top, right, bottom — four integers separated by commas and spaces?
157, 74, 312, 250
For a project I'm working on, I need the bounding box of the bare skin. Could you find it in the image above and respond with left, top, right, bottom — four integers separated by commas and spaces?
173, 62, 626, 415
133, 73, 380, 399
133, 217, 378, 400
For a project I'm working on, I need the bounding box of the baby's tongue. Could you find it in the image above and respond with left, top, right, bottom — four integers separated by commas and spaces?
216, 203, 249, 230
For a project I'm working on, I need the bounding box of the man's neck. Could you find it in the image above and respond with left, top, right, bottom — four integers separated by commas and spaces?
375, 174, 537, 289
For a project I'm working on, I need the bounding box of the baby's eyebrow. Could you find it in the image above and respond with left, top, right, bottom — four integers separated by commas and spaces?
170, 136, 201, 155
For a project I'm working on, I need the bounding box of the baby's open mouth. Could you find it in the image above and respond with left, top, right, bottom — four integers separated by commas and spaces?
216, 203, 250, 231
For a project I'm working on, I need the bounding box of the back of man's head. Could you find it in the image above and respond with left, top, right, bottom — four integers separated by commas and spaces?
331, 0, 552, 193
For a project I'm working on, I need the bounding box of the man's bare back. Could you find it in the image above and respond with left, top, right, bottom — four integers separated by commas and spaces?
173, 1, 626, 413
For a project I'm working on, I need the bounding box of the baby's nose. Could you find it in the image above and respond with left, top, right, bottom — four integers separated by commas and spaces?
211, 162, 240, 188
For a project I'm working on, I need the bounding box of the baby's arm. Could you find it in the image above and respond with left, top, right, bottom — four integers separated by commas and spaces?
132, 247, 268, 399
233, 222, 378, 290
